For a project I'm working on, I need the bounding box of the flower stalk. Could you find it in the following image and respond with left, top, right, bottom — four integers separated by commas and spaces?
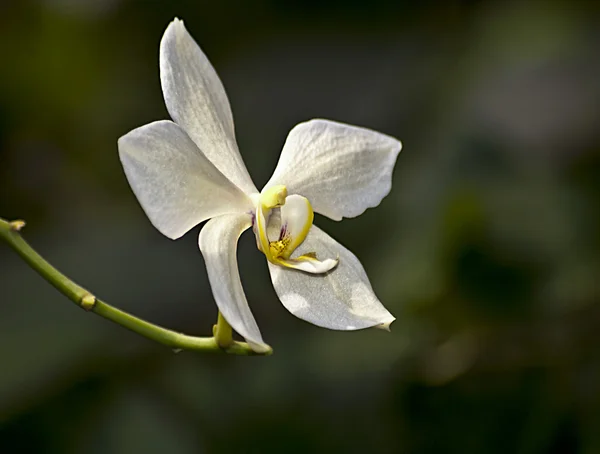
213, 311, 233, 348
0, 217, 272, 356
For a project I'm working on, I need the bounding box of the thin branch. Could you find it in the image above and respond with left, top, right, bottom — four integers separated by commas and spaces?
0, 217, 272, 356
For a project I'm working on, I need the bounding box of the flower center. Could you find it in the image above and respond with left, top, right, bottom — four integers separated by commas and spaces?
254, 185, 338, 274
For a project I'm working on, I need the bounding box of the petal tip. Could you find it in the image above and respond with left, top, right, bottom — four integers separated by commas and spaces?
170, 17, 185, 28
163, 17, 187, 42
375, 318, 395, 332
395, 139, 403, 154
116, 133, 133, 155
248, 341, 273, 355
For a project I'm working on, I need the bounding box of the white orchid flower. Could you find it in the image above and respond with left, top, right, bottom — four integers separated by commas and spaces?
118, 19, 402, 353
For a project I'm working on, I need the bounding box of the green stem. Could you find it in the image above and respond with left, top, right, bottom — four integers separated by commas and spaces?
0, 218, 272, 356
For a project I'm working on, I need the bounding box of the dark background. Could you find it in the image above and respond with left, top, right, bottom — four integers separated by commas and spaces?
1, 0, 600, 453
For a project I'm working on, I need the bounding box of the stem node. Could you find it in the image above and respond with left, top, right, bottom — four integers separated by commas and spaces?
80, 293, 97, 311
9, 220, 26, 231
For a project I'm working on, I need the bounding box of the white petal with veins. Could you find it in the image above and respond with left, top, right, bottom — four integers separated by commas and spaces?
264, 119, 402, 221
160, 18, 257, 194
199, 213, 270, 353
268, 225, 395, 330
118, 120, 252, 239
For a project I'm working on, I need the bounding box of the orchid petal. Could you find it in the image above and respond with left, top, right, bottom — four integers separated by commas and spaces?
118, 120, 252, 239
160, 18, 257, 194
264, 119, 401, 221
268, 225, 395, 330
198, 213, 270, 353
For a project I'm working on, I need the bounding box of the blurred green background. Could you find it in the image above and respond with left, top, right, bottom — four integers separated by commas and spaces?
1, 0, 600, 453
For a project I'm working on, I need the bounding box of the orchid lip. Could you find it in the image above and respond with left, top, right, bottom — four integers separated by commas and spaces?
254, 188, 338, 274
